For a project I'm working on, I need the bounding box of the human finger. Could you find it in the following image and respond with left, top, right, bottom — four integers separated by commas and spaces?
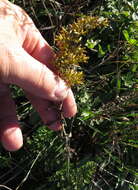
22, 22, 56, 71
0, 83, 23, 151
26, 92, 62, 131
0, 45, 68, 102
62, 89, 77, 118
26, 89, 77, 130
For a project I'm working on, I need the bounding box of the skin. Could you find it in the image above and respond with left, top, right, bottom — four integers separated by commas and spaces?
0, 0, 77, 151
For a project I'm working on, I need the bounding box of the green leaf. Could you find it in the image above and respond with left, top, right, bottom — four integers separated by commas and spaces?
98, 44, 105, 56
123, 30, 138, 45
117, 78, 121, 90
85, 39, 100, 50
132, 64, 138, 72
81, 110, 95, 120
123, 30, 130, 41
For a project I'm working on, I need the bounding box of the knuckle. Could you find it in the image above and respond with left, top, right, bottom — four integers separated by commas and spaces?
38, 64, 57, 98
0, 45, 14, 83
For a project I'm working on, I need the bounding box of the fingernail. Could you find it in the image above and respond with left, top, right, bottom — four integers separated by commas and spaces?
54, 80, 68, 100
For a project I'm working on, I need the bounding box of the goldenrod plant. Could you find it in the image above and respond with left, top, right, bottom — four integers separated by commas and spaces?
54, 16, 108, 86
3, 1, 138, 190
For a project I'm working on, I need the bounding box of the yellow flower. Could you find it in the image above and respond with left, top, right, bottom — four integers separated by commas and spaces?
54, 16, 109, 86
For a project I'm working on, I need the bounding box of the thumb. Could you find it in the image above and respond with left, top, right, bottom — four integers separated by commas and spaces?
1, 45, 68, 101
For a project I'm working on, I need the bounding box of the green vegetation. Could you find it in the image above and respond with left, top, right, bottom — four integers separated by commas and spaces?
0, 0, 138, 189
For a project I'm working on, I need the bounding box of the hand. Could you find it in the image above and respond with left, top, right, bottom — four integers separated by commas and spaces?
0, 0, 77, 151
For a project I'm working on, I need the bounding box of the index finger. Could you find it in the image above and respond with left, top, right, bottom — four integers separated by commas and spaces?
20, 8, 77, 117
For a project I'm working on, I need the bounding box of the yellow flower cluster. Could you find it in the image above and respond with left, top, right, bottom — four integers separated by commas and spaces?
54, 16, 109, 86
